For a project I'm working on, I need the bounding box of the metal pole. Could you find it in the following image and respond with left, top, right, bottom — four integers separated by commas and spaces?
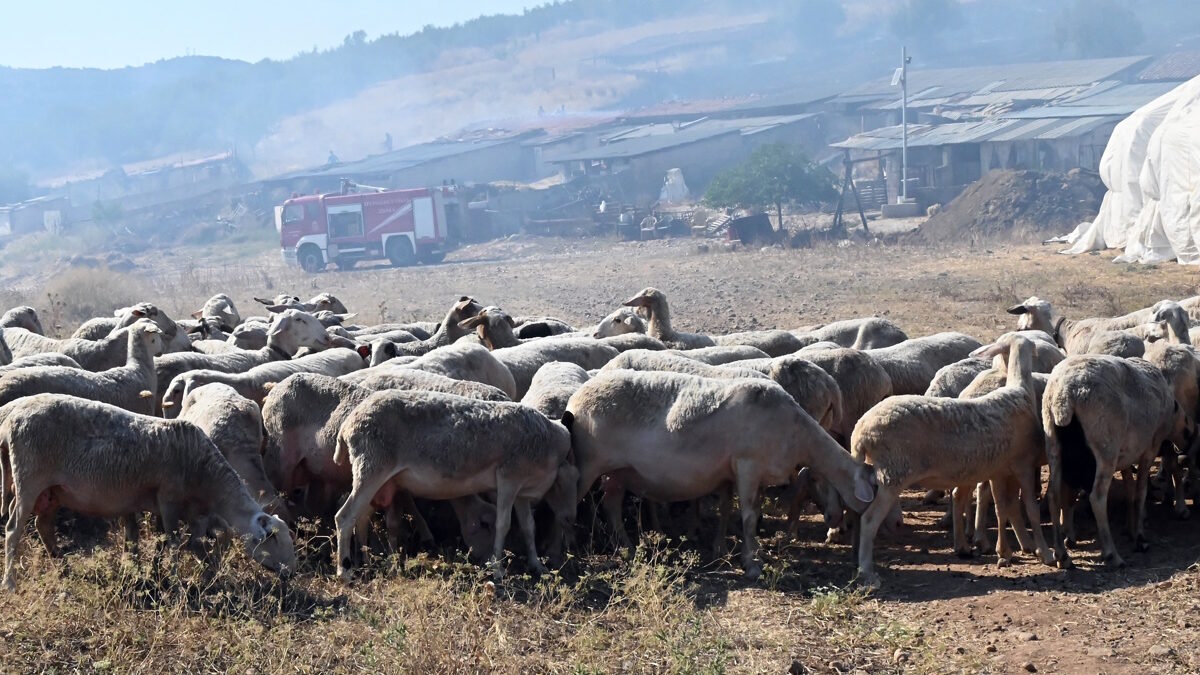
901, 45, 908, 203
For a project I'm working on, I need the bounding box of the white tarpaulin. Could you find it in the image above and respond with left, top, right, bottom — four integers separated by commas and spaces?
657, 168, 692, 206
1058, 75, 1200, 263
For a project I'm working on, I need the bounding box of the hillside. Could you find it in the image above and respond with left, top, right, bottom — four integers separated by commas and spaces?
1, 0, 1196, 191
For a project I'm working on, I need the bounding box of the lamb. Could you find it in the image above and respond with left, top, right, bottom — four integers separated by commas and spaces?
864, 332, 983, 395
178, 383, 286, 518
332, 389, 578, 580
492, 339, 618, 398
621, 287, 715, 349
0, 319, 163, 415
666, 345, 769, 365
154, 309, 333, 417
565, 370, 876, 578
519, 362, 591, 420
1042, 353, 1189, 568
850, 334, 1054, 588
794, 317, 908, 350
191, 293, 242, 331
0, 393, 295, 589
370, 296, 483, 362
5, 323, 149, 372
0, 307, 43, 335
162, 346, 368, 410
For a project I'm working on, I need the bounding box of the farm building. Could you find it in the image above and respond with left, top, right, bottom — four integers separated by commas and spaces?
0, 195, 69, 237
544, 114, 826, 204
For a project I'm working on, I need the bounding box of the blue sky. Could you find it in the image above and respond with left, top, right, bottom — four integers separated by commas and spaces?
0, 1, 536, 69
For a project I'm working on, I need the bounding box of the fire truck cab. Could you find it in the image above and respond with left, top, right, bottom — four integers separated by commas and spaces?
276, 183, 458, 272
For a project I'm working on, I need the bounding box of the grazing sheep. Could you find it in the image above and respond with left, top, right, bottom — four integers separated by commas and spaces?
592, 308, 647, 338
520, 362, 590, 420
191, 293, 241, 331
492, 340, 618, 398
0, 319, 163, 415
333, 389, 578, 580
666, 345, 769, 365
5, 324, 148, 372
179, 383, 286, 518
566, 370, 875, 578
851, 334, 1054, 588
1042, 353, 1189, 568
710, 330, 806, 357
864, 332, 983, 395
370, 297, 483, 362
162, 346, 368, 410
155, 309, 333, 417
795, 318, 908, 350
0, 393, 295, 589
621, 287, 715, 349
0, 307, 43, 335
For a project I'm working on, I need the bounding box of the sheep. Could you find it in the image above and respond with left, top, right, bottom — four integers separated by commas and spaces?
621, 287, 714, 349
711, 330, 807, 357
191, 339, 241, 355
4, 323, 149, 372
1006, 296, 1164, 357
794, 317, 908, 350
72, 302, 181, 348
864, 332, 983, 395
353, 369, 511, 401
0, 354, 81, 373
797, 341, 843, 353
227, 320, 272, 350
458, 307, 534, 349
599, 333, 666, 352
0, 307, 43, 335
512, 315, 576, 338
179, 316, 233, 343
924, 330, 1064, 398
154, 309, 333, 417
850, 334, 1054, 588
191, 293, 242, 331
1042, 353, 1189, 569
332, 389, 578, 580
0, 319, 163, 415
519, 362, 590, 420
565, 370, 876, 579
369, 296, 483, 362
162, 346, 368, 410
1139, 341, 1200, 518
592, 308, 647, 338
368, 342, 518, 399
0, 334, 9, 367
178, 383, 286, 518
666, 345, 769, 365
788, 348, 893, 447
0, 393, 295, 589
256, 292, 348, 315
348, 322, 436, 340
492, 339, 619, 398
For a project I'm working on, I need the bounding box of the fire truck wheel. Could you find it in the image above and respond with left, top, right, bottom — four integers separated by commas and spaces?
298, 245, 324, 273
387, 237, 415, 267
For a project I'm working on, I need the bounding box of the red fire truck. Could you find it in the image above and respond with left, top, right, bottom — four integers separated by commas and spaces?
276, 182, 459, 272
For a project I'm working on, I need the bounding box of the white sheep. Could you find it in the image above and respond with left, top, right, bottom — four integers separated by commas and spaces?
1006, 296, 1163, 357
4, 323, 147, 372
621, 287, 715, 349
864, 332, 983, 395
371, 297, 483, 362
0, 319, 163, 415
491, 339, 618, 398
0, 307, 43, 335
190, 293, 242, 331
793, 317, 908, 350
0, 393, 295, 589
850, 334, 1054, 588
333, 389, 578, 580
519, 362, 590, 420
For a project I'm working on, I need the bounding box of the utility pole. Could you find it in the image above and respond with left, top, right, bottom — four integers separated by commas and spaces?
901, 45, 911, 203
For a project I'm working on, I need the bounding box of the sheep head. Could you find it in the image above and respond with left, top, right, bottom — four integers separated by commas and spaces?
245, 512, 297, 577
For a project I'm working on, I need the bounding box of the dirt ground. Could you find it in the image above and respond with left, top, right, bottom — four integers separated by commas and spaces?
4, 232, 1200, 673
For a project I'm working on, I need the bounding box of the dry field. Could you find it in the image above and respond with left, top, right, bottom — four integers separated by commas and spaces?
3, 233, 1200, 673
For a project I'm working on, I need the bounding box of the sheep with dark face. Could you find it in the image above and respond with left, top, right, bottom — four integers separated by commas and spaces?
0, 393, 295, 589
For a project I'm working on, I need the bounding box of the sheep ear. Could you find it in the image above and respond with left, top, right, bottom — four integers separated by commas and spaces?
254, 297, 273, 306
337, 313, 356, 323
266, 304, 289, 314
854, 464, 876, 504
356, 344, 371, 359
970, 341, 1006, 358
504, 314, 517, 328
191, 310, 204, 319
1005, 304, 1028, 315
622, 295, 645, 308
458, 315, 485, 330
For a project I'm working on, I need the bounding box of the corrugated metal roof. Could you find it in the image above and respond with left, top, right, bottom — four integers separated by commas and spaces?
1060, 81, 1181, 107
834, 56, 1152, 103
546, 114, 819, 162
832, 115, 1118, 151
266, 138, 518, 181
1139, 51, 1200, 82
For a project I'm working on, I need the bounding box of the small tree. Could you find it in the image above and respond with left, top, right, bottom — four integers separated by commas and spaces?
704, 143, 836, 231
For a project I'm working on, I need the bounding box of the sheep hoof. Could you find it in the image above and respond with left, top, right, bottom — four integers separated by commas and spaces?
1054, 551, 1073, 570
529, 561, 549, 576
336, 568, 352, 584
1102, 552, 1127, 568
996, 557, 1012, 569
1065, 537, 1077, 548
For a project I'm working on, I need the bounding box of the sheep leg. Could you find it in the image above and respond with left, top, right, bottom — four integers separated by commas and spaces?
711, 485, 732, 560
600, 480, 632, 551
1161, 449, 1189, 519
1044, 425, 1071, 569
489, 480, 518, 582
990, 479, 1016, 565
123, 516, 140, 554
398, 492, 435, 544
514, 498, 547, 575
1133, 457, 1154, 553
973, 481, 996, 555
855, 489, 898, 590
4, 493, 32, 590
784, 471, 811, 539
951, 485, 973, 558
733, 465, 764, 581
1089, 465, 1124, 568
1016, 466, 1054, 566
1121, 468, 1137, 534
333, 471, 396, 582
34, 508, 59, 558
994, 477, 1034, 555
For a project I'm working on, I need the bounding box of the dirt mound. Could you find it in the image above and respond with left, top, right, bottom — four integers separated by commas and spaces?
919, 169, 1105, 243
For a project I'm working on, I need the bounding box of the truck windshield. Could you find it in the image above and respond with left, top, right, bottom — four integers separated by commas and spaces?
282, 203, 305, 224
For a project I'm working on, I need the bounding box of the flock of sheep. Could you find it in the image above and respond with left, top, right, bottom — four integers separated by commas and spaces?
0, 284, 1197, 592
